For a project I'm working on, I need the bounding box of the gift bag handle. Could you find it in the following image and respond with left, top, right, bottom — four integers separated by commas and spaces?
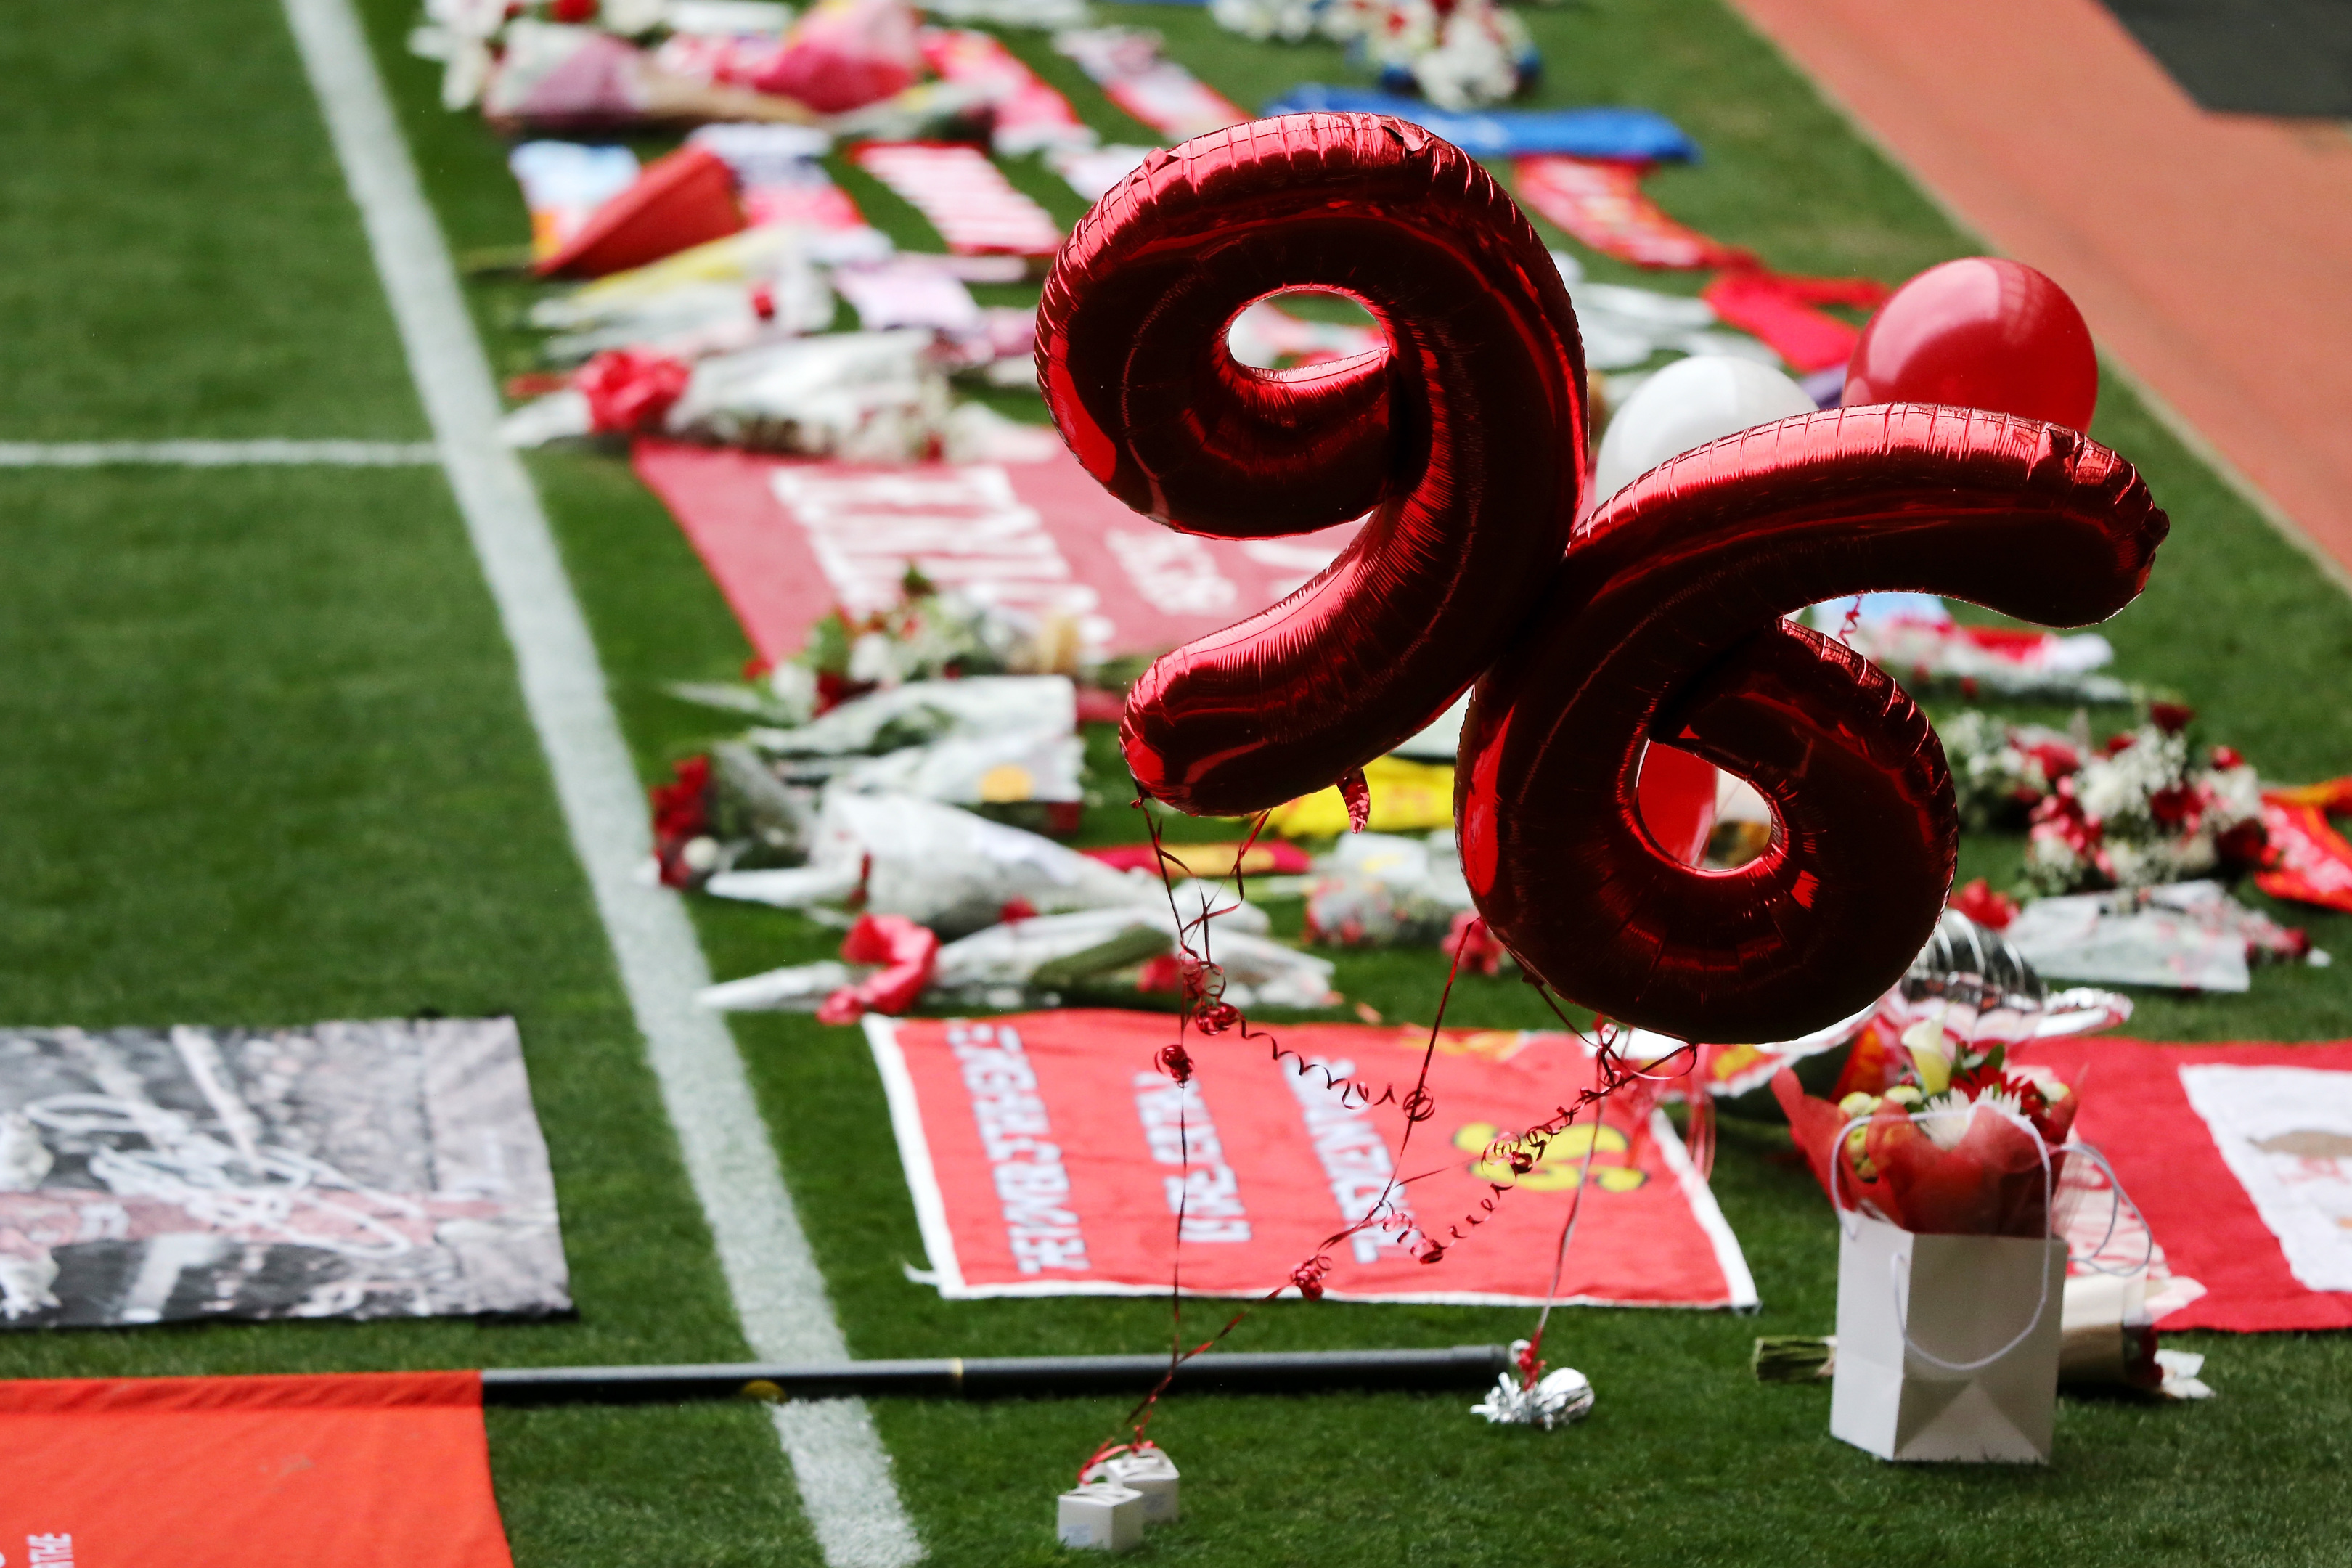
1885, 1241, 2052, 1373
2053, 1140, 2157, 1279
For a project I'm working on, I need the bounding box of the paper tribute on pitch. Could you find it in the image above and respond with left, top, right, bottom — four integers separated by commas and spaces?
0, 1019, 569, 1328
2179, 1063, 2352, 1293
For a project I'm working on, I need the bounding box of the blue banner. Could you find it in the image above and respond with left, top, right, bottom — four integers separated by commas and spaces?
1259, 86, 1699, 162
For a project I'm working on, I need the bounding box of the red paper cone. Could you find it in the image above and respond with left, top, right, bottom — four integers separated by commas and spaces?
535, 144, 746, 279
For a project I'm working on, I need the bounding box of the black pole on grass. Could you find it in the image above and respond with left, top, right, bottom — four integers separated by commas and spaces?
480, 1345, 1510, 1405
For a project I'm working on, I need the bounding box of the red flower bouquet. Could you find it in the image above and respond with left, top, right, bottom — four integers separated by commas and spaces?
1774, 1018, 2077, 1239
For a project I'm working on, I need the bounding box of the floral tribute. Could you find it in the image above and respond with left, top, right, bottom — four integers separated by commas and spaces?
772, 566, 1061, 719
1937, 707, 2266, 895
648, 754, 716, 888
1773, 1016, 2076, 1238
676, 565, 1120, 729
1207, 0, 1538, 111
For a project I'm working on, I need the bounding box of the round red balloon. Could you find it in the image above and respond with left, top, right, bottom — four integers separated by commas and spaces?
1843, 258, 2099, 432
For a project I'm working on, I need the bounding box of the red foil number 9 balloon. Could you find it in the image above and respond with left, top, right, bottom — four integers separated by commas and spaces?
1039, 115, 2168, 1043
1037, 115, 1587, 817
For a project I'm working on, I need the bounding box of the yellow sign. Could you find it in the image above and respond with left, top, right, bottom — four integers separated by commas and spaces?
1265, 755, 1455, 838
1453, 1120, 1647, 1193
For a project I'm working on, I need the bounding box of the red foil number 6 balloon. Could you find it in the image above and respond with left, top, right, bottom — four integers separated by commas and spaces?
1461, 410, 2165, 1042
1039, 114, 2168, 1043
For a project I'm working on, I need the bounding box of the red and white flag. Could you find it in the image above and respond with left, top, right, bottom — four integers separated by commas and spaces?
850, 142, 1065, 256
866, 1011, 1757, 1307
1513, 155, 1747, 271
2258, 779, 2352, 914
1052, 29, 1247, 144
632, 441, 1363, 665
2020, 1036, 2352, 1331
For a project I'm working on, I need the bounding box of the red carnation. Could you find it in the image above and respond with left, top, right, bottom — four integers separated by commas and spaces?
2215, 817, 2269, 875
648, 754, 713, 887
1949, 878, 2017, 930
2148, 782, 2201, 829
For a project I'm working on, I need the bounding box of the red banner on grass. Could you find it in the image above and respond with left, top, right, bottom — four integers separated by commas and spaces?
1512, 155, 1750, 270
0, 1371, 511, 1564
1699, 269, 1890, 374
848, 142, 1066, 256
865, 1011, 1756, 1308
633, 441, 1363, 665
2018, 1037, 2352, 1331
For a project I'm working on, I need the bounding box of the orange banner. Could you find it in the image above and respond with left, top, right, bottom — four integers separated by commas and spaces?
0, 1371, 511, 1565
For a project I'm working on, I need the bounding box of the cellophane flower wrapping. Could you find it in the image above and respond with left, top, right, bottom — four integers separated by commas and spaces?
1773, 1021, 2078, 1238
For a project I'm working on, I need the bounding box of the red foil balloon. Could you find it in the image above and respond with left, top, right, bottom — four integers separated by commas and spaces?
1042, 118, 2168, 1045
1843, 258, 2099, 432
1036, 113, 1587, 817
1459, 406, 2168, 1042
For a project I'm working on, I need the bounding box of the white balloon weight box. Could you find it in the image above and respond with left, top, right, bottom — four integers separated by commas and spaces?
1056, 1482, 1146, 1551
1084, 1449, 1178, 1523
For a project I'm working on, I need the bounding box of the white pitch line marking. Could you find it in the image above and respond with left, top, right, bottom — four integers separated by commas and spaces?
275, 0, 924, 1562
0, 440, 441, 467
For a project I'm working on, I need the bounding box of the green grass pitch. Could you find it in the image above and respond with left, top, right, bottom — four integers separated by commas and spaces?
1, 0, 2348, 1560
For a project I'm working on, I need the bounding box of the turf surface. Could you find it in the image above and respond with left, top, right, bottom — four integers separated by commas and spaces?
1, 0, 2348, 1559
0, 4, 802, 1556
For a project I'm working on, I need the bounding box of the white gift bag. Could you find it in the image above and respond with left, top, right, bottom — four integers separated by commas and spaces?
1830, 1212, 2065, 1463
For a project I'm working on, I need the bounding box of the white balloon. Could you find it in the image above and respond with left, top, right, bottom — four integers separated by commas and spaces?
1591, 355, 1818, 504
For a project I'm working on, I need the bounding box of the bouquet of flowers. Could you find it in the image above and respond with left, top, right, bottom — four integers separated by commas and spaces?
2026, 724, 2265, 894
666, 565, 1094, 724
1936, 709, 2266, 894
1938, 711, 2090, 832
1774, 1016, 2077, 1238
648, 743, 817, 886
785, 571, 1053, 713
1206, 0, 1537, 110
1301, 831, 1471, 949
1781, 931, 2152, 1463
1360, 0, 1539, 112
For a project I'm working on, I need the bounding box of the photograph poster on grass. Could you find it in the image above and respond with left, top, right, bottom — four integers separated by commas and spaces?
0, 1019, 568, 1328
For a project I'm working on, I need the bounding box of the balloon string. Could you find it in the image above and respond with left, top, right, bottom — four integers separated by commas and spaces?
1298, 904, 1479, 1272
1106, 801, 1686, 1442
1151, 1042, 1192, 1451
1092, 796, 1469, 1469
1096, 802, 1316, 1465
1838, 593, 1863, 645
1142, 791, 1432, 1111
1520, 1099, 1604, 1389
1682, 1048, 1717, 1180
1504, 983, 1722, 1385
